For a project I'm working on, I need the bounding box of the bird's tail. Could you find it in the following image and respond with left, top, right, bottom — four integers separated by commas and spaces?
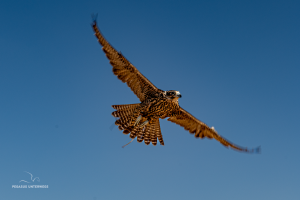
112, 103, 141, 131
112, 104, 164, 146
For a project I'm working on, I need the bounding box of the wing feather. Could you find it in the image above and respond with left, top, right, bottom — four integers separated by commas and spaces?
92, 20, 162, 101
168, 107, 259, 153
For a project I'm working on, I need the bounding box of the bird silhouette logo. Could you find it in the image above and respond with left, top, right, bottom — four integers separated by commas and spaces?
19, 171, 40, 183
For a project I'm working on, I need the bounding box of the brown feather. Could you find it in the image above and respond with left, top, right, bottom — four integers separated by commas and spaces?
143, 124, 152, 145
155, 119, 164, 145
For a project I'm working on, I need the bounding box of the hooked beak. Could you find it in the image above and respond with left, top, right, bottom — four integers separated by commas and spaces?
176, 91, 181, 98
175, 91, 182, 98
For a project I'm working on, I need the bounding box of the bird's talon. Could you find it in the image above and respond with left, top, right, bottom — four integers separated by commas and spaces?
134, 115, 142, 126
139, 120, 149, 128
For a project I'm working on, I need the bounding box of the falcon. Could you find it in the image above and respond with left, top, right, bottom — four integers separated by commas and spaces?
92, 18, 259, 153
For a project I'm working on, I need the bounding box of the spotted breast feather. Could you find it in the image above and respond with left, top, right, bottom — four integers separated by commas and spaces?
92, 18, 260, 153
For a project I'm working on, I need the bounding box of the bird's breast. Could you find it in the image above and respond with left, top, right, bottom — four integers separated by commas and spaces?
143, 98, 179, 118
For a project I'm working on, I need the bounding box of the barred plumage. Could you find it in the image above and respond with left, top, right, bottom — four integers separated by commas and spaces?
92, 18, 259, 153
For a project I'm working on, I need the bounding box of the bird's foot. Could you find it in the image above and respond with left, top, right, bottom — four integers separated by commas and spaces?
134, 115, 142, 126
139, 120, 149, 128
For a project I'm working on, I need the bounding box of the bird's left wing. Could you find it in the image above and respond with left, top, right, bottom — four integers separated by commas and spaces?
92, 19, 162, 102
168, 107, 260, 153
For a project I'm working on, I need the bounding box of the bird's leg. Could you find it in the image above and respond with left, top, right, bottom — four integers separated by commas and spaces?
139, 120, 149, 128
134, 115, 142, 126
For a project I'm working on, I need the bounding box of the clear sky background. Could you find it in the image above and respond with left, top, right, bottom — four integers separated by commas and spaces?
1, 0, 300, 199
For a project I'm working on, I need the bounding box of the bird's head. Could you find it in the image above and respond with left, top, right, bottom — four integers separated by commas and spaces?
165, 90, 182, 101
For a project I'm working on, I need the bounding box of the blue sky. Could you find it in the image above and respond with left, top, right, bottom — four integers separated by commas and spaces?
1, 0, 300, 199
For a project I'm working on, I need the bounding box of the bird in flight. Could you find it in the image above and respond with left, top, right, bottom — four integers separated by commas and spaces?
92, 18, 259, 153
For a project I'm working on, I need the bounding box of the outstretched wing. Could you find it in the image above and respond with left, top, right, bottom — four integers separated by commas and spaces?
168, 107, 260, 153
92, 20, 162, 102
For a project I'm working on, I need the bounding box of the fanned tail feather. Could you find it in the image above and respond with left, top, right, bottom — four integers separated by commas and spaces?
112, 104, 140, 131
155, 120, 164, 145
112, 104, 164, 146
143, 124, 153, 145
135, 119, 164, 146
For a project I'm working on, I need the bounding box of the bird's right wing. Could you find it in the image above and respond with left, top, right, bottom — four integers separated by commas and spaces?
168, 107, 260, 153
92, 19, 163, 102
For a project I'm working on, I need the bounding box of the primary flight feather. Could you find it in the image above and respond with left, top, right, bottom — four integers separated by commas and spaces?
92, 18, 259, 153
